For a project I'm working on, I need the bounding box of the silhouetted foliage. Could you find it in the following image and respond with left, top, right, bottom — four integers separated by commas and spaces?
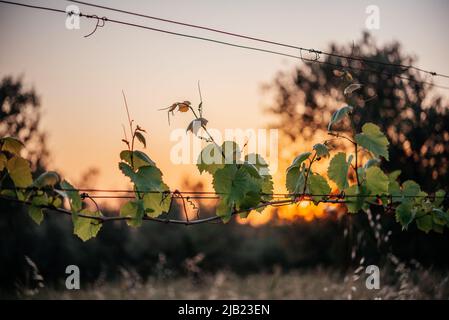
0, 76, 48, 171
0, 76, 49, 294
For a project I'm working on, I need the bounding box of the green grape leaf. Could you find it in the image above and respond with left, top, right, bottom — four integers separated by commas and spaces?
238, 190, 261, 218
286, 164, 306, 194
0, 137, 24, 155
244, 154, 273, 201
213, 164, 262, 222
119, 162, 166, 193
143, 192, 171, 218
416, 215, 432, 233
52, 197, 62, 208
286, 152, 311, 172
388, 170, 401, 182
414, 191, 430, 207
0, 189, 16, 198
328, 106, 353, 131
197, 143, 224, 174
33, 171, 60, 188
133, 166, 166, 192
433, 190, 446, 207
135, 132, 146, 148
364, 158, 381, 169
402, 180, 421, 196
365, 166, 389, 195
60, 180, 83, 212
120, 199, 145, 227
313, 143, 330, 158
6, 156, 32, 188
432, 208, 449, 226
0, 152, 7, 171
28, 206, 44, 225
241, 162, 261, 179
388, 180, 402, 199
120, 150, 155, 169
355, 123, 389, 160
401, 180, 421, 204
118, 161, 135, 178
186, 117, 208, 135
395, 202, 414, 229
216, 198, 233, 223
31, 193, 49, 206
344, 184, 370, 214
357, 167, 365, 181
308, 173, 331, 203
327, 152, 352, 190
245, 153, 270, 176
221, 141, 241, 164
73, 209, 102, 241
213, 165, 248, 204
260, 176, 274, 202
286, 152, 311, 194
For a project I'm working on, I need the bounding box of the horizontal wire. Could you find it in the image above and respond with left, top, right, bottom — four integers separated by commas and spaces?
0, 195, 298, 225
67, 0, 449, 79
84, 195, 219, 200
1, 1, 449, 89
3, 187, 447, 199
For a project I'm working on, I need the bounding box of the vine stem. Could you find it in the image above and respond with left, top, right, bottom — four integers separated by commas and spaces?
327, 132, 355, 145
121, 90, 147, 200
122, 90, 136, 168
188, 105, 226, 159
349, 113, 361, 187
302, 151, 317, 194
121, 90, 134, 142
328, 127, 360, 186
354, 142, 360, 186
0, 196, 298, 226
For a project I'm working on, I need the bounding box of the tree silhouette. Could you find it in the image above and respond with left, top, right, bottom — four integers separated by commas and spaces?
0, 76, 48, 172
265, 32, 449, 192
0, 76, 49, 295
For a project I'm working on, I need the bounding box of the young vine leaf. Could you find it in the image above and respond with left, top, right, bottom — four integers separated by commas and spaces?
197, 143, 224, 174
307, 173, 331, 203
355, 123, 390, 160
286, 152, 311, 195
6, 156, 33, 188
343, 83, 363, 96
327, 152, 353, 191
313, 143, 330, 158
365, 166, 389, 195
328, 106, 353, 131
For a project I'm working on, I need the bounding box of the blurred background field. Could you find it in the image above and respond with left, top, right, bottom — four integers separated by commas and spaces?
31, 268, 449, 300
2, 209, 449, 299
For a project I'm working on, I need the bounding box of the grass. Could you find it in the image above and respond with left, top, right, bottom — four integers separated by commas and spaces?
30, 265, 449, 300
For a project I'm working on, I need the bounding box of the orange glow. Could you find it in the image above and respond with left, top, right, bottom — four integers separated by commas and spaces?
238, 201, 340, 226
237, 129, 355, 226
277, 201, 330, 222
236, 208, 274, 226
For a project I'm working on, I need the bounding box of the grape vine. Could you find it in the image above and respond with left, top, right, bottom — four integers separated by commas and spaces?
0, 83, 448, 241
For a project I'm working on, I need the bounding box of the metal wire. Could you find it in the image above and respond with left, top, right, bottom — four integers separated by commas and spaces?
2, 186, 447, 200
1, 1, 448, 89
67, 0, 449, 79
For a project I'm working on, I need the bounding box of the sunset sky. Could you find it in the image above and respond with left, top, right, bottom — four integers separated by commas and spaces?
1, 0, 449, 202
